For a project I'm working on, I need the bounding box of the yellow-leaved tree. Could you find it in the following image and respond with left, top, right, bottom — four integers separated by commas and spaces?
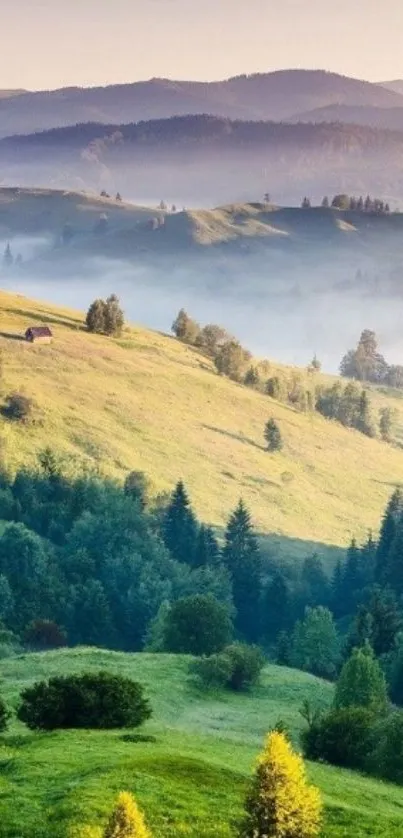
103, 792, 151, 838
241, 731, 322, 838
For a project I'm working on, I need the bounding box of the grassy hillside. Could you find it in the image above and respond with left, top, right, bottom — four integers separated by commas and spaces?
0, 291, 403, 561
0, 648, 402, 837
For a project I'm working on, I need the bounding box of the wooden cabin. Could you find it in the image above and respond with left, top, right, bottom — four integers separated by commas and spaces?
25, 326, 53, 344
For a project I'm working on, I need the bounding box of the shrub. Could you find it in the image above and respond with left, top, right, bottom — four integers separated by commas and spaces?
17, 671, 152, 731
163, 594, 233, 656
24, 619, 67, 650
241, 731, 322, 838
302, 706, 376, 770
2, 393, 33, 423
371, 710, 403, 784
191, 643, 265, 691
104, 791, 151, 838
190, 651, 233, 689
225, 643, 265, 690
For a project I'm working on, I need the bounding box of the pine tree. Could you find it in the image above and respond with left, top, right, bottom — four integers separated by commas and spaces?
223, 500, 261, 641
321, 196, 329, 209
86, 299, 106, 334
356, 390, 376, 437
264, 419, 283, 452
375, 488, 403, 583
342, 538, 361, 612
104, 294, 124, 336
331, 559, 344, 616
241, 731, 322, 838
3, 243, 13, 268
194, 524, 220, 567
334, 644, 388, 714
163, 480, 198, 565
262, 572, 289, 642
382, 520, 403, 597
104, 791, 151, 838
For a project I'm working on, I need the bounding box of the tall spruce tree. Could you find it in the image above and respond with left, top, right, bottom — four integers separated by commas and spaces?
194, 524, 220, 567
382, 520, 403, 597
222, 499, 261, 642
163, 480, 198, 566
375, 488, 403, 583
342, 538, 361, 613
262, 572, 289, 643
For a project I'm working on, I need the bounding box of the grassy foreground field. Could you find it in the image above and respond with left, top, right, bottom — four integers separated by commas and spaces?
0, 648, 402, 837
1, 290, 403, 560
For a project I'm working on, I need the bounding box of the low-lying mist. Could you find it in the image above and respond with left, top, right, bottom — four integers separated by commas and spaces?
2, 239, 403, 374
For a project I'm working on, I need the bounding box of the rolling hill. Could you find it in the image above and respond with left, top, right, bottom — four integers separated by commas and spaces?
0, 290, 403, 561
0, 70, 401, 140
0, 647, 402, 837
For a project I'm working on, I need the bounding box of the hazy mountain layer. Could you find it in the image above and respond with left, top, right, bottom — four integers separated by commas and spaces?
0, 70, 401, 139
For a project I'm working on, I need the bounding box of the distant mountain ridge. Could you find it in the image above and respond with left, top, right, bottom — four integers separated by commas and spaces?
2, 114, 403, 205
0, 69, 402, 139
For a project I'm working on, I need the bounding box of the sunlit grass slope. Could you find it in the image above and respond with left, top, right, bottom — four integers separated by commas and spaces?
0, 289, 403, 556
0, 648, 403, 837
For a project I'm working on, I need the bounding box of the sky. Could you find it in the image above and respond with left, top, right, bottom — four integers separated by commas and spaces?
2, 0, 403, 90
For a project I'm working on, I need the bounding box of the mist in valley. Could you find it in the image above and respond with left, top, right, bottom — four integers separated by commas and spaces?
2, 236, 403, 374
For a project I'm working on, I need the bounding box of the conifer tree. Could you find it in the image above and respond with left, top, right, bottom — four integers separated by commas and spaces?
104, 294, 124, 336
334, 644, 388, 714
342, 538, 361, 612
321, 196, 329, 209
375, 488, 403, 583
241, 731, 322, 838
194, 524, 220, 567
264, 419, 283, 452
104, 791, 151, 838
381, 521, 403, 597
86, 299, 106, 334
223, 500, 261, 641
163, 480, 198, 565
262, 572, 289, 642
3, 243, 13, 268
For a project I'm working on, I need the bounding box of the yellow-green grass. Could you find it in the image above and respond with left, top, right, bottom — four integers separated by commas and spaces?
0, 648, 402, 837
0, 289, 402, 559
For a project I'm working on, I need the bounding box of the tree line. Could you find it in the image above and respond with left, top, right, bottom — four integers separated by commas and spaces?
301, 194, 391, 213
172, 310, 397, 442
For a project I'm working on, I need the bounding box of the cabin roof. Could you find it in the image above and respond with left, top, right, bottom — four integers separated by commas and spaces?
25, 326, 53, 338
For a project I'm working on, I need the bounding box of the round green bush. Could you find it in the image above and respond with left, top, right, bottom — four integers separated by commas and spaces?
17, 671, 152, 731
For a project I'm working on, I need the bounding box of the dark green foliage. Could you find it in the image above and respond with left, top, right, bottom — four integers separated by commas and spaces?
331, 194, 351, 210
0, 695, 9, 731
1, 393, 33, 422
371, 711, 403, 783
163, 480, 198, 566
262, 572, 290, 642
85, 298, 106, 333
223, 643, 265, 690
191, 642, 265, 691
316, 381, 376, 437
301, 554, 329, 607
289, 606, 341, 680
347, 589, 401, 658
244, 367, 260, 389
334, 644, 388, 713
375, 488, 403, 584
194, 524, 220, 567
302, 706, 376, 770
17, 671, 152, 731
85, 295, 124, 336
163, 594, 233, 655
24, 619, 67, 650
171, 309, 200, 344
104, 294, 124, 336
0, 523, 51, 632
214, 340, 252, 382
223, 500, 261, 642
264, 418, 283, 452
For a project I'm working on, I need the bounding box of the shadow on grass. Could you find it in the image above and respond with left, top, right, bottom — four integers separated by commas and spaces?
3, 307, 84, 330
0, 331, 25, 341
202, 424, 265, 452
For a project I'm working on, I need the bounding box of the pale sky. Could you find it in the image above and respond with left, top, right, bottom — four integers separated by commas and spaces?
2, 0, 403, 90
